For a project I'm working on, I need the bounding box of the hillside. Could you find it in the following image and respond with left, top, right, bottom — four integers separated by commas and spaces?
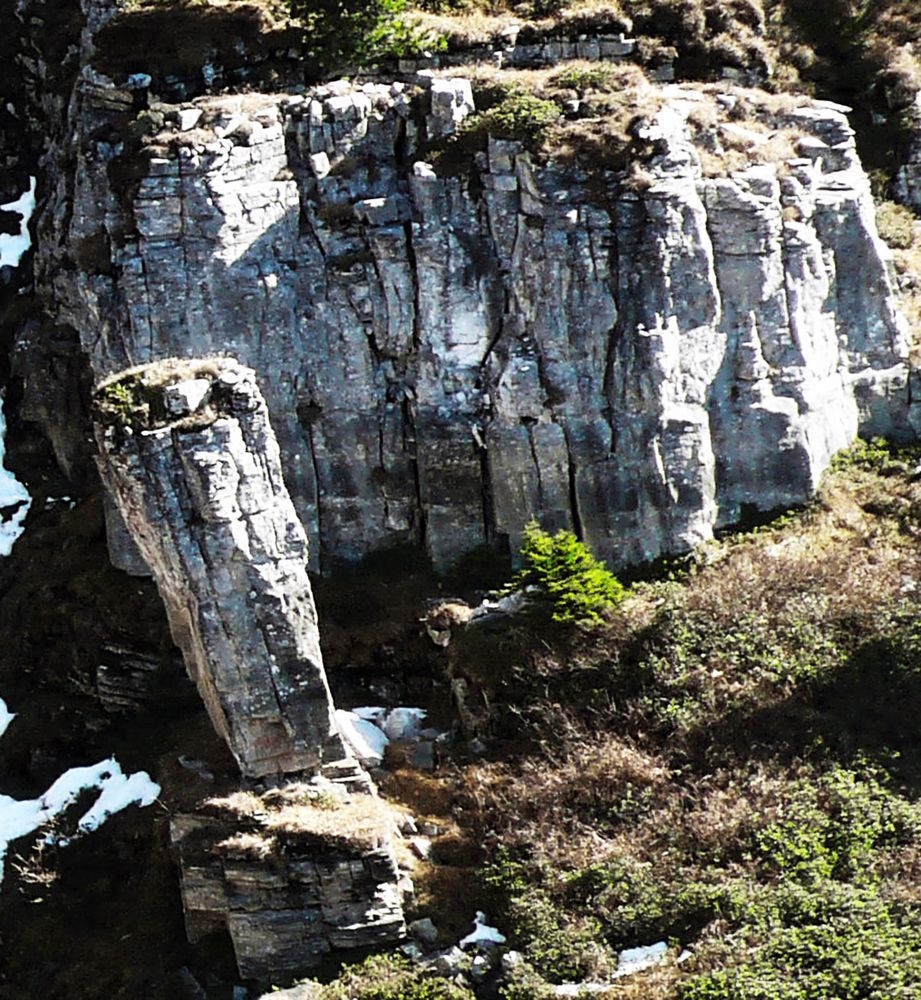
0, 0, 920, 998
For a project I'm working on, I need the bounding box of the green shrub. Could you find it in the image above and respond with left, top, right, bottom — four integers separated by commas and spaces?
287, 0, 443, 75
464, 93, 561, 144
483, 850, 609, 982
752, 767, 919, 885
314, 954, 475, 1000
498, 961, 557, 1000
506, 520, 625, 625
681, 902, 921, 1000
549, 64, 620, 93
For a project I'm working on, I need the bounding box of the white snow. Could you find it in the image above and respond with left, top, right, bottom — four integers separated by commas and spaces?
352, 706, 387, 726
0, 176, 35, 269
614, 941, 669, 978
0, 699, 13, 740
383, 706, 426, 740
554, 941, 672, 994
0, 699, 160, 884
555, 986, 610, 997
460, 911, 506, 948
336, 709, 390, 767
338, 706, 430, 767
0, 394, 31, 556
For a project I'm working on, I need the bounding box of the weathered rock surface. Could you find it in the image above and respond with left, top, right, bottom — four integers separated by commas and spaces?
94, 357, 406, 979
93, 359, 347, 780
896, 94, 921, 212
172, 775, 406, 979
57, 75, 911, 573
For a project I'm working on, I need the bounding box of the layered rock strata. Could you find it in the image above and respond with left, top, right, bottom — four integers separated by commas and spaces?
172, 777, 406, 979
62, 76, 911, 573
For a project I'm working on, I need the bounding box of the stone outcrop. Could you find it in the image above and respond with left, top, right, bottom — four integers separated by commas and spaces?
172, 777, 406, 979
93, 357, 406, 978
896, 93, 921, 212
93, 358, 348, 779
58, 73, 912, 573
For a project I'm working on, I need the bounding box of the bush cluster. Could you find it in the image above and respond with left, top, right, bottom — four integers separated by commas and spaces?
309, 954, 475, 1000
463, 93, 561, 144
286, 0, 441, 75
876, 200, 917, 249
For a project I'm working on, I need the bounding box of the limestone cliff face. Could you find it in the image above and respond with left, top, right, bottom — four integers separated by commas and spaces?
896, 94, 921, 213
93, 359, 346, 779
25, 2, 914, 573
56, 83, 910, 571
93, 358, 407, 979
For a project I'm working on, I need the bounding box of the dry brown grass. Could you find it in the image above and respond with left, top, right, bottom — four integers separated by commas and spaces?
892, 226, 921, 364
216, 830, 278, 857
380, 766, 459, 818
411, 0, 630, 49
122, 0, 291, 26
412, 9, 522, 49
457, 732, 672, 863
95, 354, 232, 392
206, 782, 400, 849
681, 480, 910, 627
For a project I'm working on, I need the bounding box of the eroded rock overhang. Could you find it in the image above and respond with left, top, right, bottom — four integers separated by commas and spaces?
93, 357, 347, 780
92, 357, 407, 978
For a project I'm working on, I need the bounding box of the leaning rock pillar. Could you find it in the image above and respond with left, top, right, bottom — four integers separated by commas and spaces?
93, 358, 406, 979
93, 358, 346, 779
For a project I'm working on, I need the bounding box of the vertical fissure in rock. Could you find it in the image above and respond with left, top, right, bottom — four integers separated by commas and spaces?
304, 419, 325, 574
403, 394, 426, 547
477, 423, 493, 546
403, 219, 422, 354
564, 428, 585, 541
526, 422, 544, 508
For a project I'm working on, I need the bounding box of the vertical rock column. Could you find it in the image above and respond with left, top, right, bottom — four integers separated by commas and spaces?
94, 359, 406, 979
93, 358, 348, 780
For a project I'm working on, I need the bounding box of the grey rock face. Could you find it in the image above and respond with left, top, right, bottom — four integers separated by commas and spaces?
93, 358, 347, 779
94, 357, 407, 979
172, 775, 406, 979
896, 95, 921, 212
49, 74, 912, 573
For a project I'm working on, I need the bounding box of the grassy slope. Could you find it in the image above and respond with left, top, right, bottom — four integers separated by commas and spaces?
370, 441, 921, 999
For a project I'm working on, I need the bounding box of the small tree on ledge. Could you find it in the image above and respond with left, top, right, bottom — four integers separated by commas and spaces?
507, 520, 625, 626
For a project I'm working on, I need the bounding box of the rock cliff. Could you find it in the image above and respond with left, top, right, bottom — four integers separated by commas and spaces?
93, 358, 347, 779
47, 59, 911, 573
896, 93, 921, 212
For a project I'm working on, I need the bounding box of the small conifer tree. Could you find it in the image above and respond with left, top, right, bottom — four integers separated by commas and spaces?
508, 520, 625, 625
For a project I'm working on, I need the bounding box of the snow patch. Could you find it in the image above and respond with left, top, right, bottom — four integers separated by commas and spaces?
336, 709, 390, 767
614, 940, 669, 977
460, 911, 506, 948
0, 699, 13, 740
383, 706, 426, 740
352, 706, 387, 726
554, 941, 672, 994
338, 706, 437, 768
0, 696, 160, 885
0, 176, 35, 269
0, 394, 31, 556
